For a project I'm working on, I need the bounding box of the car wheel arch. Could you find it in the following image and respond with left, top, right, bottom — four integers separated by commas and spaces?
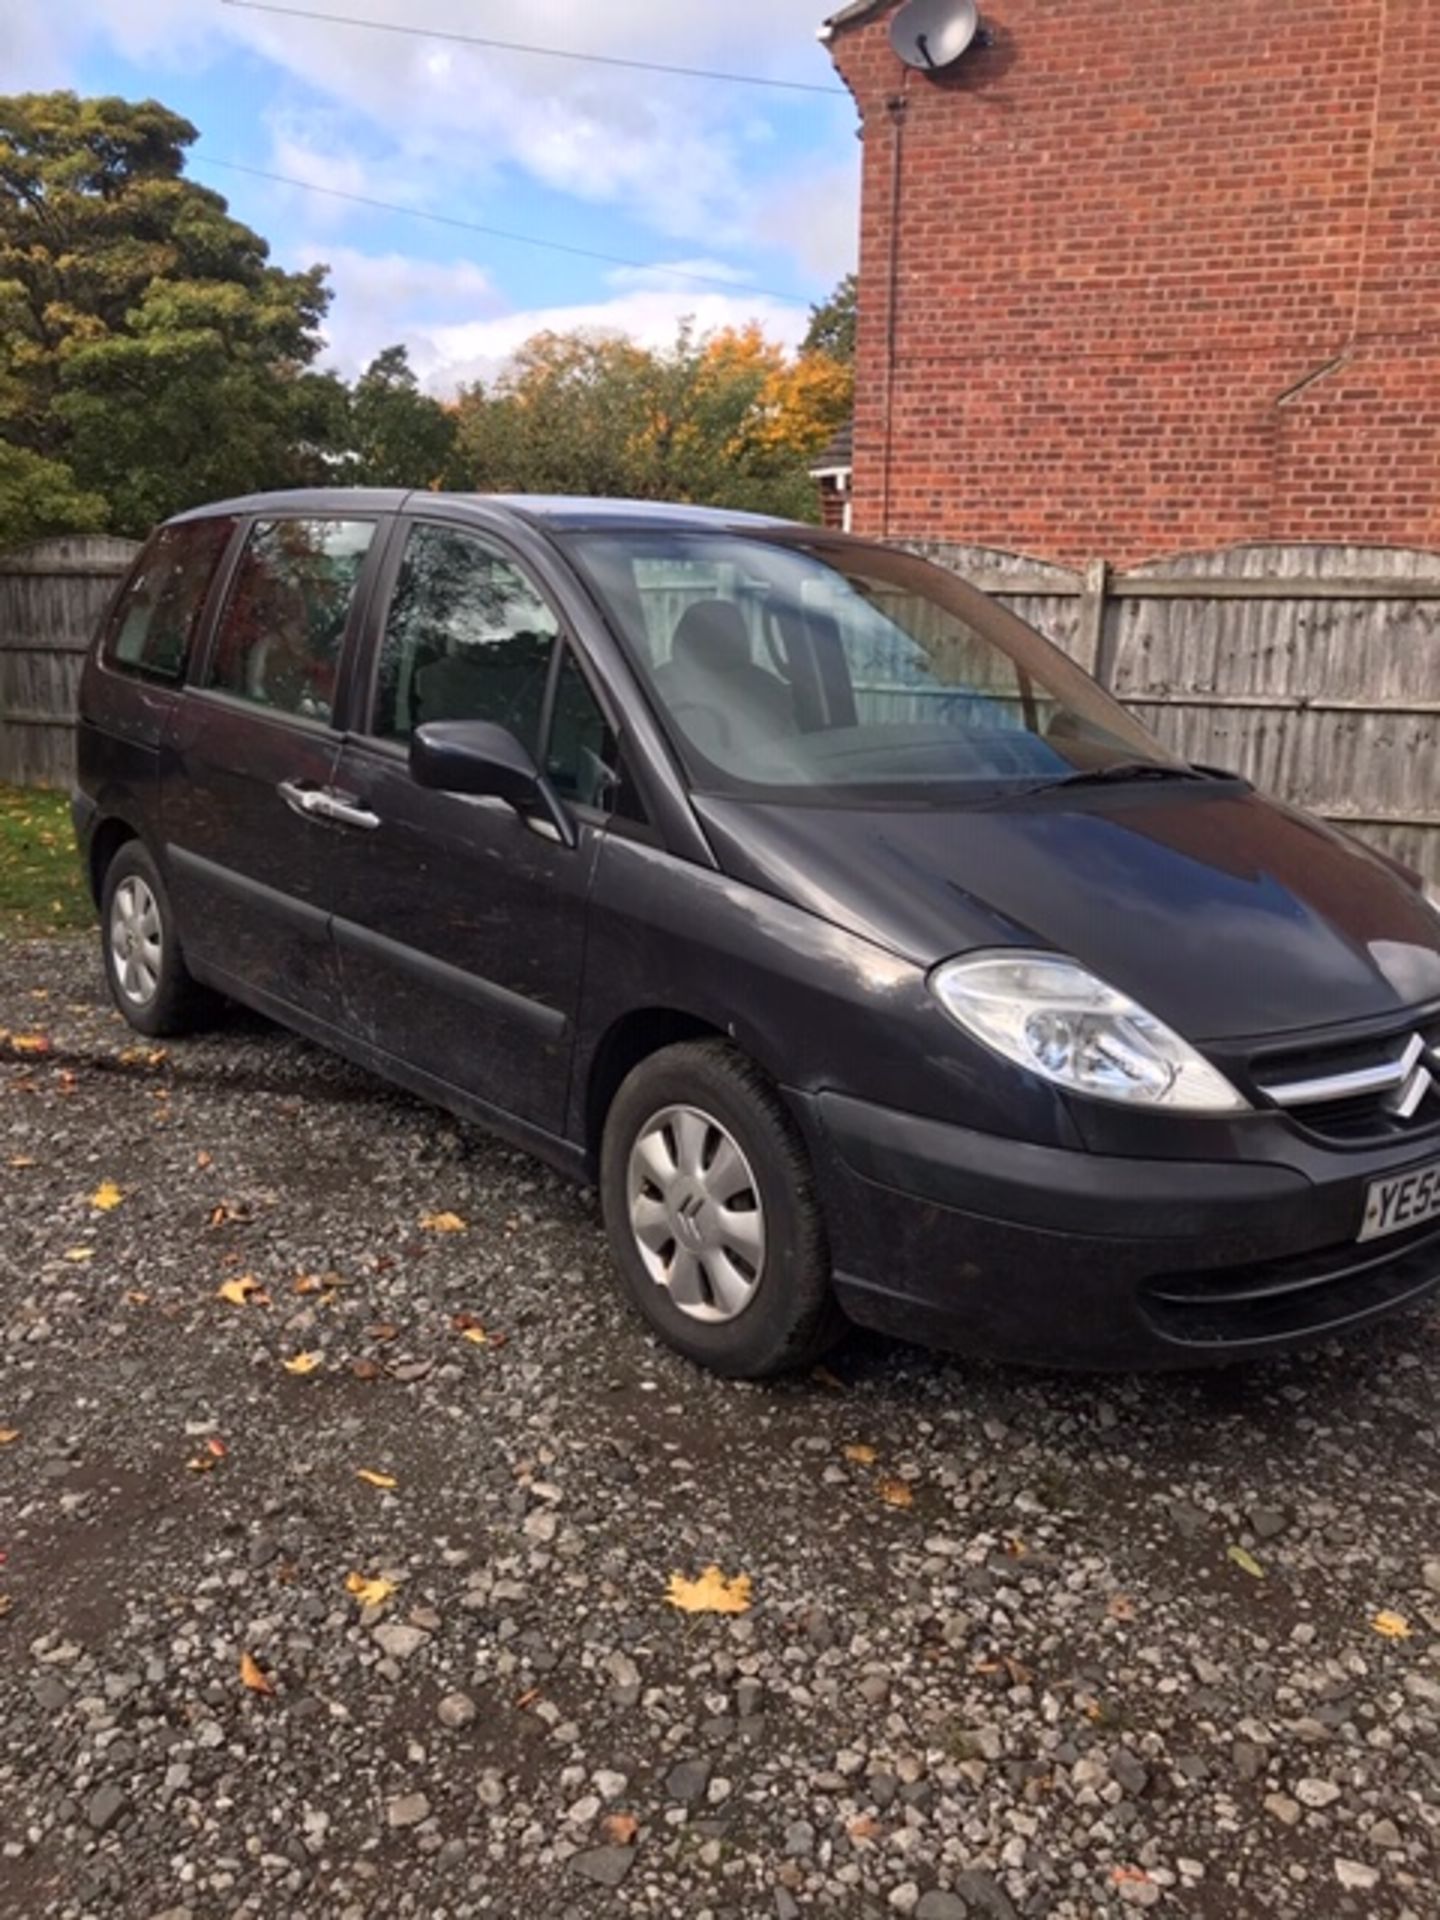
582, 1007, 787, 1163
88, 815, 143, 907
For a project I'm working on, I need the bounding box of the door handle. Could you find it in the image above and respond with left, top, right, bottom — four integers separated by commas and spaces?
313, 792, 382, 831
277, 781, 381, 831
278, 779, 327, 819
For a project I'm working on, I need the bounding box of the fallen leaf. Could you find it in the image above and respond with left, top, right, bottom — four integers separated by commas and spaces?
515, 1686, 543, 1710
0, 1429, 20, 1446
847, 1814, 883, 1843
63, 1246, 95, 1264
461, 1327, 490, 1346
345, 1572, 396, 1609
664, 1565, 753, 1615
1107, 1593, 1137, 1622
0, 1595, 11, 1617
123, 1289, 150, 1306
878, 1478, 915, 1509
421, 1211, 467, 1233
811, 1364, 846, 1391
367, 1322, 400, 1342
90, 1181, 124, 1213
10, 1034, 50, 1055
8, 1155, 36, 1169
282, 1352, 322, 1376
843, 1443, 877, 1466
207, 1436, 227, 1458
293, 1273, 325, 1295
186, 1452, 217, 1474
1227, 1545, 1266, 1580
239, 1650, 274, 1695
351, 1358, 382, 1382
216, 1275, 269, 1308
1372, 1610, 1413, 1640
1005, 1536, 1027, 1558
207, 1201, 246, 1227
195, 1149, 214, 1170
356, 1468, 398, 1490
601, 1812, 639, 1847
1112, 1866, 1151, 1886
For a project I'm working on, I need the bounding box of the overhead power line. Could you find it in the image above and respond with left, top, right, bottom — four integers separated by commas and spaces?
192, 156, 800, 300
219, 0, 850, 98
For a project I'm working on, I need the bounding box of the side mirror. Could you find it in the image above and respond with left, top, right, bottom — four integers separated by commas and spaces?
409, 721, 576, 847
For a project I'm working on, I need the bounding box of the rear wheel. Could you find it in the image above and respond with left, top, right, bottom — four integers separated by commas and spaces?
101, 841, 215, 1036
600, 1040, 843, 1378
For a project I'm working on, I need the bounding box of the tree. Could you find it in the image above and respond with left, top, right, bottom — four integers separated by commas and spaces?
803, 273, 858, 364
0, 91, 337, 535
346, 344, 456, 488
449, 321, 852, 521
0, 444, 106, 551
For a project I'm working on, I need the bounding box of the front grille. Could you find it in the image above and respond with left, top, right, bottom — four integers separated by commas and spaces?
1142, 1220, 1440, 1347
1249, 1015, 1440, 1146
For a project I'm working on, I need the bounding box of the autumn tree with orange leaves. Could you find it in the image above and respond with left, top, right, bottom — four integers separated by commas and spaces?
448, 321, 852, 521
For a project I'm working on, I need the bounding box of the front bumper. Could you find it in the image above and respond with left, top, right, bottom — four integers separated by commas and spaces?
795, 1091, 1440, 1368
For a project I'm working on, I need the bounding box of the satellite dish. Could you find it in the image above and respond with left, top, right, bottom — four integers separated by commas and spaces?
890, 0, 981, 72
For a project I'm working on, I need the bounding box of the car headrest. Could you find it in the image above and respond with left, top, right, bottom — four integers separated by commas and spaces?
670, 600, 753, 676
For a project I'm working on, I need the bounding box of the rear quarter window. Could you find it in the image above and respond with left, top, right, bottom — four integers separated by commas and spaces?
103, 518, 237, 681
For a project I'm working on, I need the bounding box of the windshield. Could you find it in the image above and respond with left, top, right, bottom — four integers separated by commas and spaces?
567, 530, 1179, 803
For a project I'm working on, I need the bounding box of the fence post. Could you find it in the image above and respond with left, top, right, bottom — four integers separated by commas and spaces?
1077, 557, 1110, 684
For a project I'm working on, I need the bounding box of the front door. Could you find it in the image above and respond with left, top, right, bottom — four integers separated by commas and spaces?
327, 519, 623, 1137
162, 513, 383, 1022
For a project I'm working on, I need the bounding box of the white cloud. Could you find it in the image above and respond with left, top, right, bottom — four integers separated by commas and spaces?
7, 0, 855, 256
299, 246, 810, 392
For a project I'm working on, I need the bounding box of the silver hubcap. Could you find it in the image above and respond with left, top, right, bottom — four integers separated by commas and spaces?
109, 876, 163, 1007
626, 1104, 766, 1323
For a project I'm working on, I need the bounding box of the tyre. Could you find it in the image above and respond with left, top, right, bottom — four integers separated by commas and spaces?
100, 840, 215, 1037
599, 1039, 843, 1378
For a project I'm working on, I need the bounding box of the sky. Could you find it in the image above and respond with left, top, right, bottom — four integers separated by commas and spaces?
3, 0, 861, 392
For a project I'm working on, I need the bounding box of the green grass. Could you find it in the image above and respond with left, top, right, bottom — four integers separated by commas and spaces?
0, 785, 94, 938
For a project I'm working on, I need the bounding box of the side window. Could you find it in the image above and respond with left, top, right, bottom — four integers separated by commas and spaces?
373, 523, 559, 747
207, 518, 376, 723
104, 518, 235, 680
545, 647, 643, 819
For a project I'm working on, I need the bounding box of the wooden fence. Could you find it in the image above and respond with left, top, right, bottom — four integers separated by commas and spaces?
1, 531, 1437, 886
0, 535, 139, 788
909, 541, 1440, 888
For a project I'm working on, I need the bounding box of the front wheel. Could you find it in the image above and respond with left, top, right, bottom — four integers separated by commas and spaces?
599, 1041, 843, 1378
101, 840, 215, 1037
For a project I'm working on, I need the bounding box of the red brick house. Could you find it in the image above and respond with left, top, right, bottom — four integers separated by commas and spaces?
819, 0, 1440, 568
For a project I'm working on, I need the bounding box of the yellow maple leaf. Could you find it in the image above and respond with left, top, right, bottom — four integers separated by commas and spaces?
345, 1572, 396, 1609
878, 1478, 915, 1509
421, 1211, 468, 1233
216, 1275, 268, 1307
90, 1181, 124, 1211
460, 1327, 490, 1346
282, 1351, 322, 1376
664, 1565, 753, 1615
843, 1443, 877, 1466
239, 1650, 274, 1695
11, 1034, 51, 1055
1372, 1610, 1413, 1640
356, 1469, 398, 1490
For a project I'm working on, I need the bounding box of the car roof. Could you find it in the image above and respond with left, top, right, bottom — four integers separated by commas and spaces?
168, 489, 798, 535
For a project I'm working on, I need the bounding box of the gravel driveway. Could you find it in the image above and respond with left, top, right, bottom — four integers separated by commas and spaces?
3, 933, 1439, 1920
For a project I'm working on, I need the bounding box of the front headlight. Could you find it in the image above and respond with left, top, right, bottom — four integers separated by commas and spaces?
930, 952, 1249, 1114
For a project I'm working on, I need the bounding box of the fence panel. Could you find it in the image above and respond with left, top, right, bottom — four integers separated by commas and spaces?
0, 536, 139, 788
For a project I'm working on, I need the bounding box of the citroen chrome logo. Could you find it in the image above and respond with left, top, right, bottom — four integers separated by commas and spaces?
1383, 1035, 1438, 1120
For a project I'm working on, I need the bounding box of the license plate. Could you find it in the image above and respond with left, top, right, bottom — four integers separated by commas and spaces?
1359, 1157, 1440, 1243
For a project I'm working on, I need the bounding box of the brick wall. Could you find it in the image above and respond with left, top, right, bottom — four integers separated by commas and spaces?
826, 0, 1440, 567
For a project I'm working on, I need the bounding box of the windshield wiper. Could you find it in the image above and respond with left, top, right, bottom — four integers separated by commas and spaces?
1046, 760, 1214, 790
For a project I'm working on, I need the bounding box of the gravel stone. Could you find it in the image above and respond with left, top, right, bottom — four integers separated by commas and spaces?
665, 1758, 711, 1804
916, 1894, 971, 1919
85, 1784, 128, 1833
436, 1691, 476, 1729
568, 1846, 635, 1888
1335, 1860, 1381, 1892
385, 1792, 431, 1830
